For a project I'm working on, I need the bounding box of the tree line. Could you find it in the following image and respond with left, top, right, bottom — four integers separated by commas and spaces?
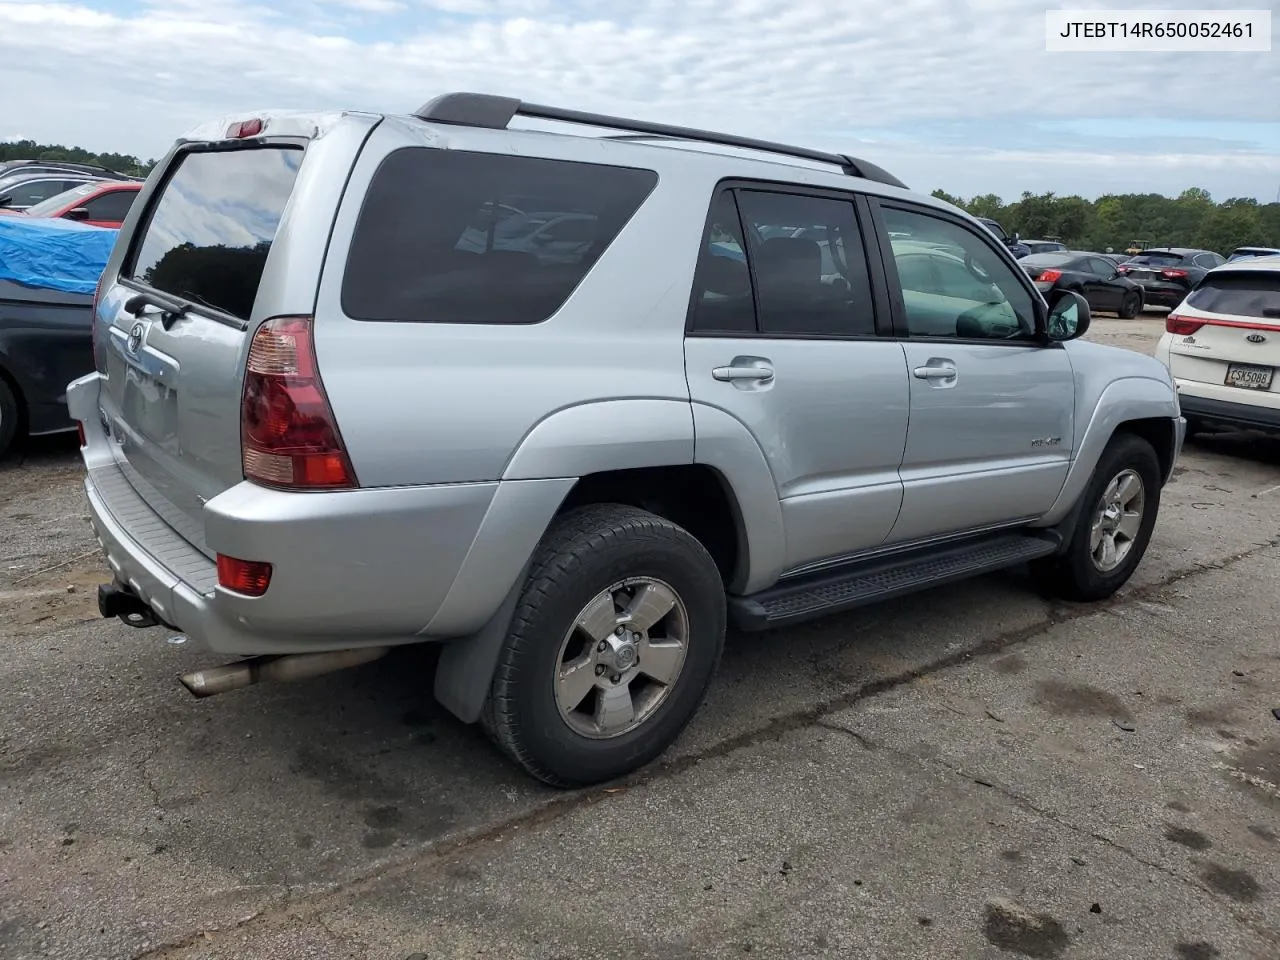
930, 187, 1280, 256
1, 140, 155, 178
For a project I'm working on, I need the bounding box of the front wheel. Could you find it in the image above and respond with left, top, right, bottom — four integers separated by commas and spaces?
1118, 291, 1142, 319
1031, 433, 1162, 602
481, 504, 726, 787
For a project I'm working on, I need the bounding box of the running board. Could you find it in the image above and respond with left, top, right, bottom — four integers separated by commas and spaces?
728, 531, 1061, 632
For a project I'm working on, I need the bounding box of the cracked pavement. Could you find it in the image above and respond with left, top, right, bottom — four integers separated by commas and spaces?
1, 316, 1278, 959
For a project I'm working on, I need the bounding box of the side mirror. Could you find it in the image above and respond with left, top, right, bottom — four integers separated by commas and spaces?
64, 207, 90, 221
1046, 289, 1090, 342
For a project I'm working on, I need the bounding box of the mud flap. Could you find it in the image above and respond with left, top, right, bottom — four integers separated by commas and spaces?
432, 559, 531, 724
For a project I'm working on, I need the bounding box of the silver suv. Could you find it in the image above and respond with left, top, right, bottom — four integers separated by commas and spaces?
69, 93, 1185, 786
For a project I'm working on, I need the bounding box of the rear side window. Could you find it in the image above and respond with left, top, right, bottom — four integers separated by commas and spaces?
342, 149, 658, 325
126, 147, 303, 321
1186, 273, 1280, 319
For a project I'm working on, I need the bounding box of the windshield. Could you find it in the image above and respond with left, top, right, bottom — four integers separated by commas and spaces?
24, 182, 98, 217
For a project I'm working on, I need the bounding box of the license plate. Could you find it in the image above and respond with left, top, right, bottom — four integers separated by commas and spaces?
1225, 363, 1274, 391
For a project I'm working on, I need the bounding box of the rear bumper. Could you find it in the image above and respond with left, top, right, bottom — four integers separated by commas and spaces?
1131, 282, 1187, 307
1179, 393, 1280, 433
67, 372, 572, 656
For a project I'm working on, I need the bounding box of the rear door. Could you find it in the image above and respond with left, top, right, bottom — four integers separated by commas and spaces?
1166, 267, 1280, 397
684, 185, 910, 573
869, 200, 1076, 545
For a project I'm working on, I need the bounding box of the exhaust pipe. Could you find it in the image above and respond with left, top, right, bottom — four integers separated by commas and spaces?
179, 646, 390, 698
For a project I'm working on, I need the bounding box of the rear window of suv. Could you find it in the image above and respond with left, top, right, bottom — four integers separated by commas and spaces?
1186, 272, 1280, 319
341, 148, 658, 325
1126, 252, 1185, 267
125, 146, 303, 321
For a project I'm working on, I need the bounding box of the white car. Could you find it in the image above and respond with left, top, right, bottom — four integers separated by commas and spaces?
1155, 255, 1280, 436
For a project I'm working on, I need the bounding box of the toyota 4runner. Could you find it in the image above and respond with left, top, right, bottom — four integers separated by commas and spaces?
68, 93, 1185, 786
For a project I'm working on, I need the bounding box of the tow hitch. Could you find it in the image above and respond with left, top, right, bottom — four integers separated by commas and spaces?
97, 582, 165, 629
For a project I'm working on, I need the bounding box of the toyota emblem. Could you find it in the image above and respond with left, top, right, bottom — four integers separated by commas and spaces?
1246, 333, 1266, 344
127, 322, 144, 354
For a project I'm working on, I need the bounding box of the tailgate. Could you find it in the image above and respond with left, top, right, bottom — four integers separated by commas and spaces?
94, 143, 306, 553
1166, 270, 1280, 392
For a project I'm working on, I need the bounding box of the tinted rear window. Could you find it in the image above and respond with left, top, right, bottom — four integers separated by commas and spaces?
341, 149, 658, 324
1021, 253, 1074, 267
1126, 252, 1186, 266
125, 146, 303, 320
1186, 273, 1280, 319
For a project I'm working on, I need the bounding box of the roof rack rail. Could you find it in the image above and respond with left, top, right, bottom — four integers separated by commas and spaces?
411, 92, 908, 190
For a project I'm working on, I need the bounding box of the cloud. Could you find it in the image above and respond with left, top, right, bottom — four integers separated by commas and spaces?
0, 0, 1276, 199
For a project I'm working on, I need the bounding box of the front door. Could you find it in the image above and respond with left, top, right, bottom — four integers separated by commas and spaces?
871, 201, 1076, 546
684, 186, 910, 574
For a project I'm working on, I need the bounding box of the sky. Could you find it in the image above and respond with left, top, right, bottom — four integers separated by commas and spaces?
1, 0, 1277, 203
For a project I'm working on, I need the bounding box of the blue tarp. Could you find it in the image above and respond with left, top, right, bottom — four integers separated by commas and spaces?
0, 215, 119, 296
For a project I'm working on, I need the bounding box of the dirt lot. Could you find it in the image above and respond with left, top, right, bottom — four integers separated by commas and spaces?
2, 314, 1278, 960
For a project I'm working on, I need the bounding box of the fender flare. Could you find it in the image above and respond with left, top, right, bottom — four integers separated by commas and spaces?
1039, 376, 1179, 526
691, 402, 787, 594
501, 398, 695, 480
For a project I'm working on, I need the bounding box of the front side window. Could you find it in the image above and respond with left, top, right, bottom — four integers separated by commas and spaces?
342, 149, 658, 325
881, 206, 1036, 341
81, 190, 137, 222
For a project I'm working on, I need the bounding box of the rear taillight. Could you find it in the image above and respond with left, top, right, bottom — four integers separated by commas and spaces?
1038, 269, 1062, 283
240, 316, 357, 490
1166, 314, 1204, 336
1162, 269, 1188, 279
77, 423, 86, 448
216, 554, 272, 597
1117, 265, 1129, 273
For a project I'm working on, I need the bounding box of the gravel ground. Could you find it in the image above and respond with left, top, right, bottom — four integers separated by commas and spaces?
1, 313, 1277, 960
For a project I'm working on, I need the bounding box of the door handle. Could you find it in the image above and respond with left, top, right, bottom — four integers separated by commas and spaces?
912, 363, 957, 380
713, 362, 774, 383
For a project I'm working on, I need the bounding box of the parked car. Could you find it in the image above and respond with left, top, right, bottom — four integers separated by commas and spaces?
0, 216, 114, 457
1022, 239, 1068, 256
1117, 247, 1225, 309
1155, 254, 1280, 437
0, 159, 138, 181
70, 94, 1183, 787
0, 171, 104, 212
1020, 251, 1145, 318
975, 216, 1031, 258
1226, 246, 1280, 263
3, 180, 142, 229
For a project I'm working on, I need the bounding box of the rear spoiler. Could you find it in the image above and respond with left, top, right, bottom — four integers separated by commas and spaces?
178, 110, 364, 144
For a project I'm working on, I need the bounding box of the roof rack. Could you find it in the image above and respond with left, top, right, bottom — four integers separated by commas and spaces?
411, 92, 908, 190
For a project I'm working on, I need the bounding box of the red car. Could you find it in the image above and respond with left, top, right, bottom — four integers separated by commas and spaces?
0, 180, 141, 229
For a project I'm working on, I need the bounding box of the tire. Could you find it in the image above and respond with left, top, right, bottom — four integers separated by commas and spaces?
1118, 291, 1141, 320
481, 504, 727, 787
1030, 433, 1162, 602
0, 376, 20, 461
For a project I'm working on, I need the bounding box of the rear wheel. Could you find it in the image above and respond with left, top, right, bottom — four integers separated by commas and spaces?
1118, 291, 1141, 319
0, 377, 20, 460
1031, 433, 1161, 602
481, 504, 726, 787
